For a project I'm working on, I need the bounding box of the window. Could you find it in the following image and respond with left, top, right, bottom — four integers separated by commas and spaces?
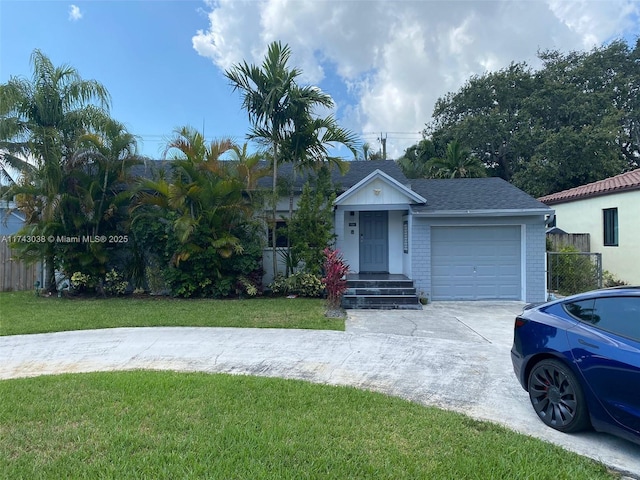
267, 220, 288, 247
591, 297, 640, 342
563, 299, 596, 322
403, 221, 408, 253
603, 208, 618, 246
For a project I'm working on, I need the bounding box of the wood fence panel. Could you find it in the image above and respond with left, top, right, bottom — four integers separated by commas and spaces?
547, 233, 591, 252
0, 242, 41, 291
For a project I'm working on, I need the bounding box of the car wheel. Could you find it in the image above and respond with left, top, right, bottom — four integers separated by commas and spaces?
527, 359, 590, 433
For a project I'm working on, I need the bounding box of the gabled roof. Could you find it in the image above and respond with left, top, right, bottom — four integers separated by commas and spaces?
538, 169, 640, 205
129, 160, 548, 215
410, 177, 550, 215
257, 160, 408, 192
334, 169, 426, 205
131, 160, 409, 194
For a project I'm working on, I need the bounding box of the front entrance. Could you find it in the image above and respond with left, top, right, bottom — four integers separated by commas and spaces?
359, 211, 388, 273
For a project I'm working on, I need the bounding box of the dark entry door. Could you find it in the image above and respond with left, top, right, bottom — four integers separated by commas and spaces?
359, 211, 388, 272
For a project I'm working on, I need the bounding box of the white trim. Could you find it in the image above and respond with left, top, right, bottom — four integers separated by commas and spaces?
521, 224, 527, 302
413, 208, 550, 217
334, 169, 426, 205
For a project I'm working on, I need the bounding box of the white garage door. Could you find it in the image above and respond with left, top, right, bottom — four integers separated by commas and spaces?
431, 226, 521, 300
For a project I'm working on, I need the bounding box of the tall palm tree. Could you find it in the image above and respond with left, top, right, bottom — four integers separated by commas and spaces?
136, 127, 250, 265
225, 41, 334, 279
59, 119, 141, 280
0, 49, 111, 290
283, 112, 359, 173
427, 139, 487, 178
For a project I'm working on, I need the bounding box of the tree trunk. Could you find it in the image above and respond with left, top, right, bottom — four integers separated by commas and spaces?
271, 142, 278, 280
45, 253, 56, 293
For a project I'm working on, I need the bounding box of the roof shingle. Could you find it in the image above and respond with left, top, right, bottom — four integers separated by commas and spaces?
410, 177, 550, 212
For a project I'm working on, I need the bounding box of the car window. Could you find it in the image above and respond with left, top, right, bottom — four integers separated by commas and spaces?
588, 297, 640, 342
562, 299, 595, 322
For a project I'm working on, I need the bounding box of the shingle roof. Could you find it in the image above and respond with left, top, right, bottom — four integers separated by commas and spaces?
256, 160, 408, 191
129, 160, 547, 213
130, 160, 408, 193
538, 169, 640, 205
410, 177, 550, 213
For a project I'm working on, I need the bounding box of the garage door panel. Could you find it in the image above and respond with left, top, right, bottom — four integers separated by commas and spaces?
431, 226, 521, 300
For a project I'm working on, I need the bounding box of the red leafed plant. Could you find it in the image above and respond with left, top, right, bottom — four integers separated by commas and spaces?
322, 248, 350, 310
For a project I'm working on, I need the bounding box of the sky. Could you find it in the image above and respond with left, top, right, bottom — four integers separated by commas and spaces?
1, 0, 639, 161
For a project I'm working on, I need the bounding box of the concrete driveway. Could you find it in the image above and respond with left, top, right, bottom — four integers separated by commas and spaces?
1, 301, 638, 478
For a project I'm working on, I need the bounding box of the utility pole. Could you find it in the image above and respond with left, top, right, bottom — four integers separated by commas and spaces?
379, 133, 387, 160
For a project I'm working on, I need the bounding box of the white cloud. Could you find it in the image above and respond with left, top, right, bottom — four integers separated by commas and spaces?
69, 4, 82, 22
193, 0, 640, 158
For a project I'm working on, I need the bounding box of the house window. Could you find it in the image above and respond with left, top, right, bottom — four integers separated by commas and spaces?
268, 220, 288, 248
603, 208, 618, 246
403, 221, 408, 253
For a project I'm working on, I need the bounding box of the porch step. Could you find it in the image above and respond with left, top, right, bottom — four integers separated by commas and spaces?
342, 275, 421, 310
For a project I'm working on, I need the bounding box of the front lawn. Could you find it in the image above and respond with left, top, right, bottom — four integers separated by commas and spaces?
0, 291, 342, 336
0, 371, 617, 479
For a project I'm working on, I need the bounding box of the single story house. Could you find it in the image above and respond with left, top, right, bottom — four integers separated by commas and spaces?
266, 161, 552, 303
539, 169, 640, 285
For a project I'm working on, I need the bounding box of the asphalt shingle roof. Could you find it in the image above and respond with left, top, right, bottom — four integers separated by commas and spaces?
131, 160, 408, 193
129, 160, 547, 213
410, 177, 550, 212
256, 160, 408, 191
538, 169, 640, 205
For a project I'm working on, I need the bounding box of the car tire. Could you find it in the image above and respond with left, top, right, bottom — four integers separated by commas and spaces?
527, 359, 590, 433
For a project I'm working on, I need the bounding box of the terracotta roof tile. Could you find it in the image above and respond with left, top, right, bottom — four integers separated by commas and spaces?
538, 169, 640, 205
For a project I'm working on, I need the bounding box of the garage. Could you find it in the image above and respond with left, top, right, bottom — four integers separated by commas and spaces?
431, 226, 522, 300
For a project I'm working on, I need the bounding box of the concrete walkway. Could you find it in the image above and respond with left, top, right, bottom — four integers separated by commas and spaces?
1, 301, 638, 478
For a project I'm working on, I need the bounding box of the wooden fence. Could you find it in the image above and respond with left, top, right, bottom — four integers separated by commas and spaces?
0, 242, 42, 291
547, 233, 591, 253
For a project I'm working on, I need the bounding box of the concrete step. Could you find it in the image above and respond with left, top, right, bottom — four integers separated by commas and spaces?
343, 276, 422, 310
346, 280, 414, 289
342, 294, 422, 310
345, 287, 417, 296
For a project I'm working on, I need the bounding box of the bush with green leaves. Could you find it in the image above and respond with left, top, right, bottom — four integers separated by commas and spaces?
104, 269, 129, 296
268, 272, 324, 298
286, 167, 336, 275
70, 272, 96, 293
548, 245, 600, 296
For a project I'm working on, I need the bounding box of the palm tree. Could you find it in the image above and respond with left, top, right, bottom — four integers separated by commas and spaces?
282, 112, 359, 173
277, 111, 359, 273
0, 49, 111, 290
136, 127, 251, 269
60, 119, 141, 281
427, 139, 487, 178
225, 41, 335, 279
227, 142, 269, 198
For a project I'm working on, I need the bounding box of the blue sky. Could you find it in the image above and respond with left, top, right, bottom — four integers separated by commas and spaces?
1, 0, 639, 160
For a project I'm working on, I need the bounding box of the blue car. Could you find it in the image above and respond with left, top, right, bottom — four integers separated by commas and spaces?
511, 287, 640, 445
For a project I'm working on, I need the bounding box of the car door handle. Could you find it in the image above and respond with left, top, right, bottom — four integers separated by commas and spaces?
578, 338, 599, 349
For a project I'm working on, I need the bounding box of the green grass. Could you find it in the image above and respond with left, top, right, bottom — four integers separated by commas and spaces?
0, 291, 343, 336
0, 371, 617, 479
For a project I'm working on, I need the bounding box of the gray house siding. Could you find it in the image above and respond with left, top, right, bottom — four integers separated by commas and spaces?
524, 220, 548, 302
411, 215, 547, 303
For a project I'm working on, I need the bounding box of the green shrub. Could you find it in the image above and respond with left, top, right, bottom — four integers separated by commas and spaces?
268, 272, 324, 297
104, 269, 129, 296
548, 245, 600, 296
